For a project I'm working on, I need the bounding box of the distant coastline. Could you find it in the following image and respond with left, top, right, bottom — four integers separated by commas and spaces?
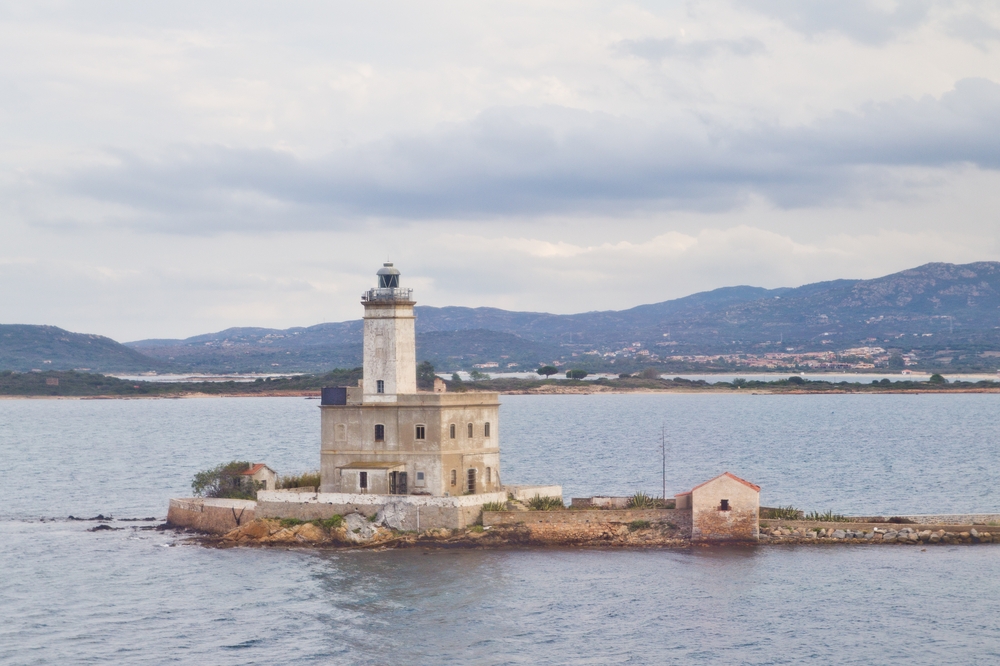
3, 369, 1000, 398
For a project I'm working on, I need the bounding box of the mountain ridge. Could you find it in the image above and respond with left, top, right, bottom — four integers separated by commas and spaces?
4, 261, 1000, 374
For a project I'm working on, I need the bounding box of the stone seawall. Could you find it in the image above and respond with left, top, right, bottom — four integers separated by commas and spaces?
483, 509, 692, 544
166, 498, 256, 535
256, 490, 510, 531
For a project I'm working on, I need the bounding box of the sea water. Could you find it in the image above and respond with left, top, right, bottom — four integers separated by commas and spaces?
1, 394, 999, 664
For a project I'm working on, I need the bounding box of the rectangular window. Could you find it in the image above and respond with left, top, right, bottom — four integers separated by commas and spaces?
415, 425, 426, 440
375, 424, 385, 441
467, 468, 476, 494
485, 467, 491, 484
484, 422, 491, 437
376, 380, 385, 394
720, 499, 730, 511
450, 469, 457, 486
359, 471, 368, 489
467, 423, 474, 437
417, 472, 425, 481
450, 424, 456, 439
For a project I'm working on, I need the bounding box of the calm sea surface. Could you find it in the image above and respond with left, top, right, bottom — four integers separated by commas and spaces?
2, 394, 999, 664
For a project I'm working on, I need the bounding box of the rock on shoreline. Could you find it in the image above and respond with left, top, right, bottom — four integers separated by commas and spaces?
761, 525, 994, 545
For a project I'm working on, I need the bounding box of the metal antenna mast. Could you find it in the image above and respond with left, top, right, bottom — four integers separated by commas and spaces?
661, 423, 666, 502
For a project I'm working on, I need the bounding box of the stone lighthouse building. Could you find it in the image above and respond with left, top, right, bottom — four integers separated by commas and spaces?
318, 263, 502, 497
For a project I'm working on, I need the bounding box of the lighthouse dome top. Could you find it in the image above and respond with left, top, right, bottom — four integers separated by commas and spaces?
376, 262, 401, 288
363, 262, 413, 303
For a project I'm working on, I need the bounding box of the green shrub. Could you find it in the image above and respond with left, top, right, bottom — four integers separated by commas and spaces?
566, 369, 588, 379
469, 525, 485, 533
277, 471, 321, 489
628, 520, 651, 531
315, 515, 343, 530
626, 491, 657, 509
279, 518, 305, 528
482, 501, 508, 512
191, 461, 261, 500
527, 495, 564, 511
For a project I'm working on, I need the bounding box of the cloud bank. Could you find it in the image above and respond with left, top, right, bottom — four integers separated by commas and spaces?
32, 78, 1000, 233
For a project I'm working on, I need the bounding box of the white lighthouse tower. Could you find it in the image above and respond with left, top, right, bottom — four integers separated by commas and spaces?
361, 263, 417, 402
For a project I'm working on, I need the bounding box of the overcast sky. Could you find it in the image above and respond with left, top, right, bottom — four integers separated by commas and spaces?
3, 1, 1000, 341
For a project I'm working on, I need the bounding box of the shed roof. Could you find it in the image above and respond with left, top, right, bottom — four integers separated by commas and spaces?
679, 472, 760, 495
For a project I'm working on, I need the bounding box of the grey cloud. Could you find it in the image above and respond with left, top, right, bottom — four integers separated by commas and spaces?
38, 78, 1000, 232
615, 37, 765, 62
738, 0, 932, 45
946, 14, 1000, 49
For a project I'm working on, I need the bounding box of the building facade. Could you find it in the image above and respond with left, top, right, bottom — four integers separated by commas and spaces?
675, 472, 760, 542
319, 263, 502, 497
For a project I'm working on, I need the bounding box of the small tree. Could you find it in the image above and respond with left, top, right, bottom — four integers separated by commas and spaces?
640, 367, 661, 380
451, 372, 463, 383
469, 369, 489, 381
566, 369, 588, 379
192, 461, 261, 500
537, 365, 558, 377
416, 361, 436, 390
928, 373, 947, 384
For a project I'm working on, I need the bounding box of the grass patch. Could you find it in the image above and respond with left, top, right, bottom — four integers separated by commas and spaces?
628, 520, 651, 531
279, 518, 305, 528
469, 525, 485, 533
762, 506, 802, 520
277, 471, 321, 490
527, 495, 564, 511
482, 501, 508, 512
313, 515, 343, 530
367, 513, 379, 522
804, 510, 850, 522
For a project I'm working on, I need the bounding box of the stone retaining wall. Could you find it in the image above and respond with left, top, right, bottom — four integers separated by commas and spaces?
256, 489, 510, 530
166, 498, 256, 535
483, 508, 691, 541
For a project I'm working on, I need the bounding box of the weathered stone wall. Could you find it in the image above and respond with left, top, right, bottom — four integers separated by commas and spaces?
571, 497, 629, 509
166, 498, 256, 535
320, 393, 502, 496
256, 490, 509, 530
483, 509, 691, 541
506, 485, 564, 502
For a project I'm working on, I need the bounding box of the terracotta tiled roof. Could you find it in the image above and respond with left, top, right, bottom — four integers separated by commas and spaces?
681, 471, 760, 495
239, 463, 271, 476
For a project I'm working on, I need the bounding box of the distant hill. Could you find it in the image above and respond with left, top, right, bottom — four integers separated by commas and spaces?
122, 262, 1000, 373
0, 325, 170, 373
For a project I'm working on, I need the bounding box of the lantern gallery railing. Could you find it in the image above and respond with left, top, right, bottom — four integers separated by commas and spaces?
362, 287, 414, 302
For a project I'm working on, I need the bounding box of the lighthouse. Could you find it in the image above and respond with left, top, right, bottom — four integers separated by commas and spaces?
319, 263, 502, 499
361, 263, 417, 401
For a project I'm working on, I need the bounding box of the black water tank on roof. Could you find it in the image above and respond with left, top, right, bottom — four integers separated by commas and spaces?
321, 387, 347, 405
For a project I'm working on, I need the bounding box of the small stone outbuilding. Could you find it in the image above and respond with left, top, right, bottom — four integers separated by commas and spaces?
239, 463, 278, 491
675, 472, 760, 542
